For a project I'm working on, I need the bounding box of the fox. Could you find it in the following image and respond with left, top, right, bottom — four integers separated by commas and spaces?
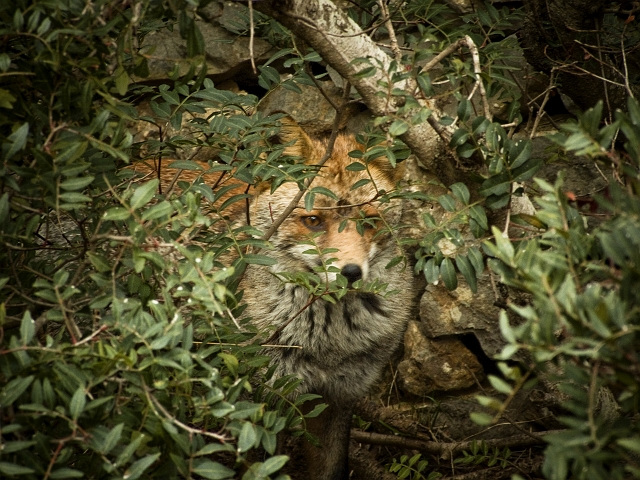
240, 121, 413, 480
131, 118, 413, 480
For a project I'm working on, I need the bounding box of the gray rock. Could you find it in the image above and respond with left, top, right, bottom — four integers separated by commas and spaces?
398, 320, 484, 395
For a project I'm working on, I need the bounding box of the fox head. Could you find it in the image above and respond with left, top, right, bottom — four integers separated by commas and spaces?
251, 119, 403, 287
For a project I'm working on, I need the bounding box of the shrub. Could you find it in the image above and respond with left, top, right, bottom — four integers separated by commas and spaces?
0, 2, 297, 478
482, 98, 640, 479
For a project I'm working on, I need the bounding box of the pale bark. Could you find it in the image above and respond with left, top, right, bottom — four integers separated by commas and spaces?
254, 0, 457, 184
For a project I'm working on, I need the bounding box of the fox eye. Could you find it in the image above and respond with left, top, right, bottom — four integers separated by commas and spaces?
301, 215, 324, 230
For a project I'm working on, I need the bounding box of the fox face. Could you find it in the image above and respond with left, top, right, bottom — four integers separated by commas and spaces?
243, 122, 411, 395
250, 131, 402, 288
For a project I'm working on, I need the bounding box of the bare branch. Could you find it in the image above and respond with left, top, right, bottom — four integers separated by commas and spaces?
377, 0, 402, 64
248, 0, 257, 75
350, 428, 560, 458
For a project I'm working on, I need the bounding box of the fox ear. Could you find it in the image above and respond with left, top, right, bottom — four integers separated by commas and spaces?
272, 115, 316, 163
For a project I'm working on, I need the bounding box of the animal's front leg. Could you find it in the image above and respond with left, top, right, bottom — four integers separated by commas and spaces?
302, 397, 353, 480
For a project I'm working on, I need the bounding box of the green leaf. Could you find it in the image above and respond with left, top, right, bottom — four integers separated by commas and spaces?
450, 128, 470, 147
130, 180, 158, 210
0, 441, 36, 454
456, 255, 477, 293
4, 122, 29, 160
260, 455, 289, 475
191, 459, 235, 480
0, 462, 35, 475
124, 453, 160, 480
69, 387, 86, 420
115, 68, 131, 96
346, 161, 366, 171
258, 65, 281, 89
437, 194, 457, 212
488, 375, 513, 395
101, 423, 124, 455
497, 343, 519, 360
103, 207, 131, 221
0, 375, 34, 407
471, 116, 490, 137
470, 412, 493, 426
469, 205, 488, 231
308, 186, 338, 200
87, 252, 111, 272
440, 257, 458, 290
498, 311, 515, 343
457, 98, 472, 122
450, 183, 470, 205
304, 191, 315, 211
59, 192, 91, 205
479, 171, 511, 197
417, 73, 433, 96
59, 175, 95, 191
219, 352, 239, 377
490, 226, 514, 261
238, 422, 258, 452
0, 192, 8, 223
141, 201, 173, 221
512, 156, 542, 183
389, 119, 409, 136
423, 258, 439, 284
55, 141, 88, 164
242, 254, 277, 266
508, 139, 532, 169
0, 54, 11, 72
350, 178, 371, 191
20, 310, 35, 345
185, 20, 205, 57
49, 468, 84, 478
485, 122, 506, 152
422, 212, 436, 228
618, 437, 640, 454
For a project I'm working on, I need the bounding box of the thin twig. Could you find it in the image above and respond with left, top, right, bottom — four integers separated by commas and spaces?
464, 35, 492, 122
421, 36, 491, 123
620, 24, 634, 98
143, 382, 230, 442
248, 0, 257, 75
529, 69, 557, 139
421, 38, 466, 73
378, 0, 402, 64
594, 19, 613, 123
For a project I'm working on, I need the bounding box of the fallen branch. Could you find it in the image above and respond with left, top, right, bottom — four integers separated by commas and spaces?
443, 455, 543, 479
350, 429, 561, 459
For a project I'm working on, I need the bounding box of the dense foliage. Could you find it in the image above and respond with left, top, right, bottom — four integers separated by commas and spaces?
1, 0, 639, 479
482, 99, 640, 479
0, 1, 300, 478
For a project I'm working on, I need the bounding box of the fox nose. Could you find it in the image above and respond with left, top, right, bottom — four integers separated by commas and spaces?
341, 264, 363, 284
